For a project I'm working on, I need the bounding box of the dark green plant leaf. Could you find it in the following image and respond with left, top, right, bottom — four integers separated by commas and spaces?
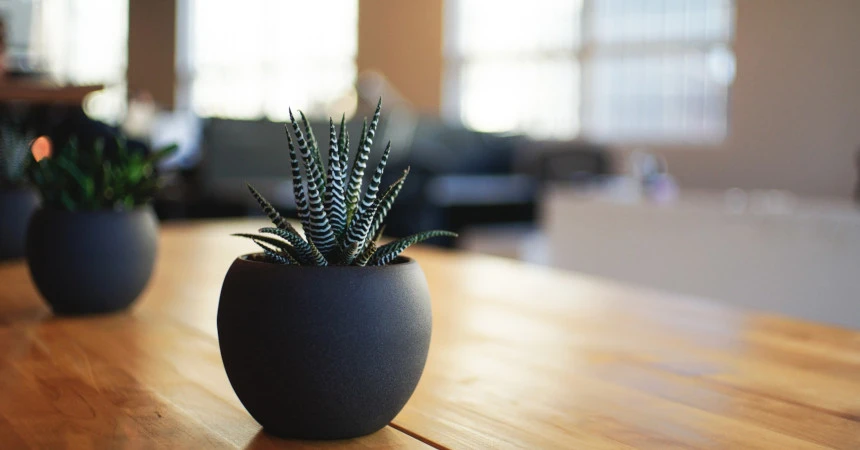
288, 109, 336, 255
24, 135, 176, 211
232, 233, 300, 265
366, 168, 409, 245
235, 98, 456, 266
370, 230, 458, 266
346, 118, 368, 224
246, 183, 297, 234
324, 119, 348, 237
260, 227, 328, 266
251, 238, 293, 265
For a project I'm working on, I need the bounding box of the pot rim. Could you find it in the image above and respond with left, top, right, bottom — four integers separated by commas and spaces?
236, 253, 416, 270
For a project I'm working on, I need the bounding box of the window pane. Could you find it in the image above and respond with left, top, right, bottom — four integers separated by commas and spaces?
582, 0, 735, 142
459, 58, 579, 139
450, 0, 583, 56
447, 0, 735, 143
37, 0, 129, 123
585, 49, 731, 141
590, 0, 733, 44
446, 0, 583, 139
185, 0, 358, 119
265, 62, 357, 121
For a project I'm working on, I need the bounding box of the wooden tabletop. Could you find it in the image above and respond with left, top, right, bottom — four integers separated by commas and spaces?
1, 219, 859, 449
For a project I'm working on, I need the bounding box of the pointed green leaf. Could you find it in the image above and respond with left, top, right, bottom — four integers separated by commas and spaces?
366, 168, 409, 245
371, 230, 458, 266
289, 110, 336, 255
231, 233, 301, 264
246, 183, 298, 234
260, 227, 328, 266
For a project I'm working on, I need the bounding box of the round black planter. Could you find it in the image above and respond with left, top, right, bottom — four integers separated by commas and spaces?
26, 206, 158, 315
0, 188, 39, 261
217, 255, 432, 440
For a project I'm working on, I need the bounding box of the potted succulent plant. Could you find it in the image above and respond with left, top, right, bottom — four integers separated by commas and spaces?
25, 137, 176, 315
0, 122, 38, 260
219, 101, 456, 440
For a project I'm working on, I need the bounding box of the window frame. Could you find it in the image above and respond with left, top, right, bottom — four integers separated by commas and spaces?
444, 0, 736, 146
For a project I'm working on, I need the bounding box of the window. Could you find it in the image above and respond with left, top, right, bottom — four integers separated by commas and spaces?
444, 0, 583, 139
179, 0, 358, 120
445, 0, 735, 143
33, 0, 130, 123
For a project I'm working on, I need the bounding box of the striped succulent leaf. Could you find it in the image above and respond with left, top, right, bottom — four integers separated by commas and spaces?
343, 193, 381, 250
367, 98, 383, 145
232, 233, 300, 265
324, 120, 348, 236
356, 141, 391, 221
347, 99, 382, 218
335, 241, 362, 266
237, 98, 455, 265
366, 168, 409, 245
341, 128, 350, 181
254, 240, 293, 265
246, 183, 297, 234
289, 109, 325, 197
337, 114, 347, 163
284, 130, 310, 227
288, 110, 336, 255
300, 111, 325, 187
0, 123, 33, 184
354, 241, 377, 267
346, 119, 369, 223
325, 118, 339, 190
372, 225, 386, 244
260, 227, 328, 266
370, 230, 459, 266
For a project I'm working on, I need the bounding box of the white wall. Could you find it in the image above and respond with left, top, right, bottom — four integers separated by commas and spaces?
638, 0, 860, 200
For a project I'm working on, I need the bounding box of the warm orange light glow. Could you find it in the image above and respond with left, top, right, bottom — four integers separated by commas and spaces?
31, 136, 52, 161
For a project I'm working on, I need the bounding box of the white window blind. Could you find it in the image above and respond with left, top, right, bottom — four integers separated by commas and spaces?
445, 0, 735, 143
35, 0, 129, 123
445, 0, 583, 139
179, 0, 358, 120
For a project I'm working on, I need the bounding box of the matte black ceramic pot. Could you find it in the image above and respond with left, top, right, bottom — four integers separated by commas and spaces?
0, 187, 39, 260
26, 206, 158, 315
217, 255, 432, 440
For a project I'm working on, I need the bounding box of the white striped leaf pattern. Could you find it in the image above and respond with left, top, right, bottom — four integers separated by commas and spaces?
370, 230, 459, 266
365, 168, 409, 247
289, 110, 336, 255
325, 119, 348, 237
260, 227, 327, 266
236, 98, 455, 265
246, 183, 297, 234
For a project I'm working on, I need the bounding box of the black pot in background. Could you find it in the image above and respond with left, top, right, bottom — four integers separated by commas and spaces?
26, 206, 158, 315
0, 187, 39, 260
218, 255, 432, 440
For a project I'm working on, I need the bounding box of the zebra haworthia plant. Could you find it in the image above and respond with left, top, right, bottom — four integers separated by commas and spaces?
0, 121, 34, 188
236, 99, 457, 266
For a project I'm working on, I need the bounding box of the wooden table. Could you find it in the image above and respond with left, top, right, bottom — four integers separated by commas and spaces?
1, 219, 859, 448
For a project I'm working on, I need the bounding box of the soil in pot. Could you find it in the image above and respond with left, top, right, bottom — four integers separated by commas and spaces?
218, 255, 432, 440
0, 187, 39, 260
26, 206, 158, 315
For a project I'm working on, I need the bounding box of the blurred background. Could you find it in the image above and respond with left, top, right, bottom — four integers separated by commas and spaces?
2, 0, 860, 327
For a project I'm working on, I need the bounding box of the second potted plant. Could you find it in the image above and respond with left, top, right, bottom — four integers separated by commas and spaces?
25, 136, 176, 315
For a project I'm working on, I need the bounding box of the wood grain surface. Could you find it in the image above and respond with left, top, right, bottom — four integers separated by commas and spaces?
1, 219, 859, 449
